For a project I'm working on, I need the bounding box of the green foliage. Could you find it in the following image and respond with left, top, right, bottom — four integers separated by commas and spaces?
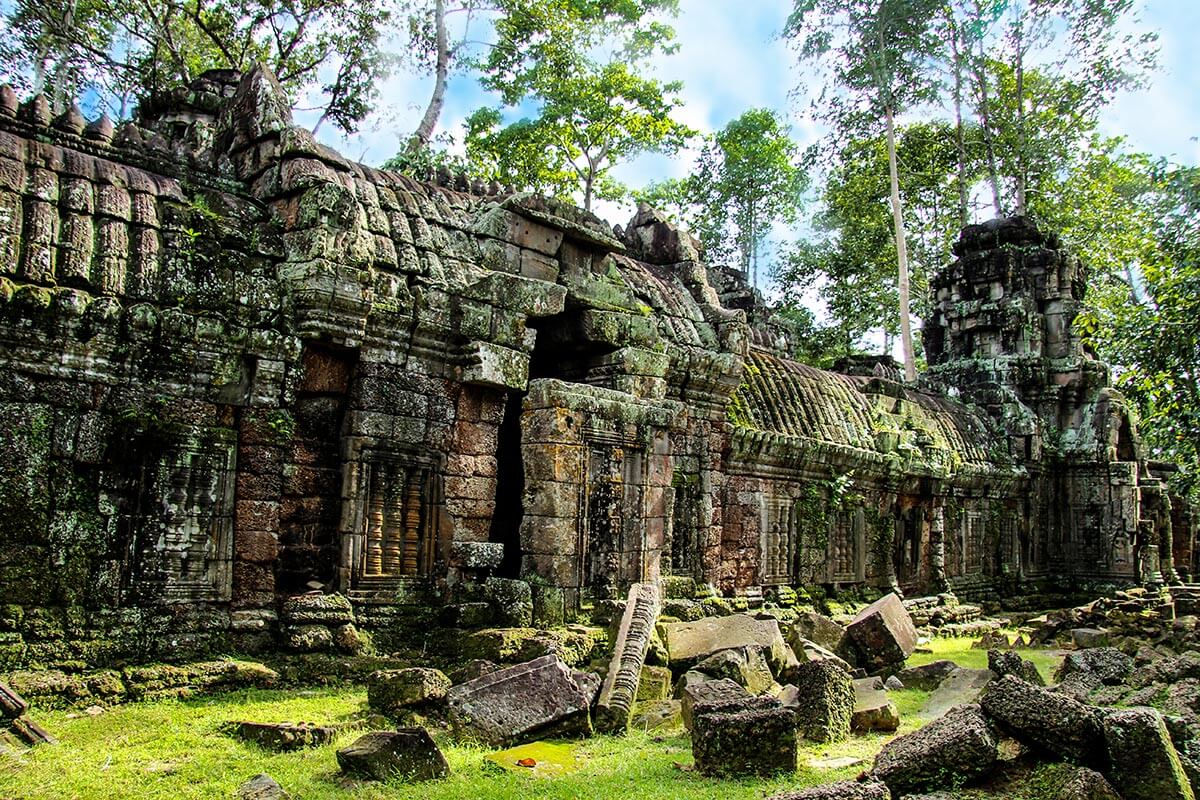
778, 121, 972, 355
0, 0, 398, 133
463, 0, 693, 210
638, 109, 806, 287
1075, 160, 1200, 496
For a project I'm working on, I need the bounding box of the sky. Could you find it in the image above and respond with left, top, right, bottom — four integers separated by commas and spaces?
324, 0, 1199, 233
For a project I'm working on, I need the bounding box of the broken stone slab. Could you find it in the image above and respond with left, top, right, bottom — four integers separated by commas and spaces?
1057, 767, 1122, 800
693, 645, 777, 695
1071, 628, 1111, 649
636, 665, 672, 703
368, 668, 452, 717
979, 674, 1104, 765
918, 668, 993, 720
1103, 707, 1195, 800
232, 721, 337, 751
237, 773, 291, 800
873, 703, 998, 795
680, 677, 750, 732
336, 729, 449, 782
789, 636, 852, 675
852, 685, 900, 733
790, 610, 846, 653
843, 593, 918, 671
988, 648, 1045, 685
0, 682, 28, 719
629, 699, 682, 732
1055, 647, 1134, 686
8, 715, 55, 746
692, 702, 797, 777
767, 778, 890, 800
896, 660, 959, 690
783, 660, 853, 743
446, 655, 595, 746
595, 581, 659, 733
659, 613, 791, 674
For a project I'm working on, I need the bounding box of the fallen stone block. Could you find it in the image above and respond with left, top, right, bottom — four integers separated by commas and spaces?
232, 721, 337, 751
1103, 707, 1195, 800
768, 777, 890, 800
680, 676, 750, 732
1071, 628, 1111, 649
1055, 671, 1103, 703
660, 613, 791, 674
446, 655, 595, 746
237, 773, 290, 800
336, 729, 449, 782
0, 682, 28, 719
367, 668, 451, 718
852, 685, 899, 733
1055, 647, 1133, 686
636, 665, 672, 702
694, 645, 777, 695
1058, 767, 1121, 800
791, 637, 853, 674
790, 611, 846, 653
918, 667, 992, 720
630, 700, 682, 732
783, 660, 853, 743
895, 660, 959, 690
873, 703, 998, 795
843, 594, 918, 671
8, 715, 55, 746
693, 703, 797, 777
980, 674, 1103, 764
988, 648, 1045, 685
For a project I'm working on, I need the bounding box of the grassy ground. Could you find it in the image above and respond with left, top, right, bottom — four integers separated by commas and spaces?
0, 638, 1065, 800
905, 633, 1064, 683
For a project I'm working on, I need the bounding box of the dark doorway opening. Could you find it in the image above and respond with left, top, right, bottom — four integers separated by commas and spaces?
489, 390, 526, 578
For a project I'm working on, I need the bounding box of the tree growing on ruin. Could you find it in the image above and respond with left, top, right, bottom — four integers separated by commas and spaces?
462, 0, 693, 210
784, 0, 944, 382
0, 0, 399, 134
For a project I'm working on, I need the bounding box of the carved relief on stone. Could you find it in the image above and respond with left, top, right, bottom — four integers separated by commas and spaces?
123, 439, 236, 603
348, 451, 441, 586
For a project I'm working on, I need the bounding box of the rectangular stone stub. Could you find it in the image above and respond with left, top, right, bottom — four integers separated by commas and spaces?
459, 341, 530, 390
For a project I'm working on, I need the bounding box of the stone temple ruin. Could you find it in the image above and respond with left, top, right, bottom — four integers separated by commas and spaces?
0, 66, 1192, 670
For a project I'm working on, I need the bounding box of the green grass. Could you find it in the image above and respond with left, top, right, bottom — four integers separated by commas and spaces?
904, 633, 1064, 683
0, 636, 1066, 800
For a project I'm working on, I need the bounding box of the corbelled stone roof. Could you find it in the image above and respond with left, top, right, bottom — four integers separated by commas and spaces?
731, 348, 1015, 480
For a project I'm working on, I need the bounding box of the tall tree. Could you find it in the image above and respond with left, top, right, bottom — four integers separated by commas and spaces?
462, 0, 692, 210
0, 0, 399, 133
637, 109, 806, 286
785, 0, 944, 381
780, 121, 974, 357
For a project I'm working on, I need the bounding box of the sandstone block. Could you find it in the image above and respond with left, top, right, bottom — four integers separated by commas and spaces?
660, 613, 791, 674
783, 660, 854, 743
368, 668, 452, 717
844, 593, 917, 671
768, 778, 891, 800
692, 703, 797, 778
694, 645, 777, 695
680, 677, 750, 732
336, 729, 449, 782
980, 674, 1103, 764
873, 703, 997, 795
446, 655, 594, 746
1104, 707, 1195, 800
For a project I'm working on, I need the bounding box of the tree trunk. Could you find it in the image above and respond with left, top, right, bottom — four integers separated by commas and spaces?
886, 106, 917, 383
950, 20, 970, 228
1012, 9, 1027, 215
583, 173, 594, 212
410, 0, 450, 150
